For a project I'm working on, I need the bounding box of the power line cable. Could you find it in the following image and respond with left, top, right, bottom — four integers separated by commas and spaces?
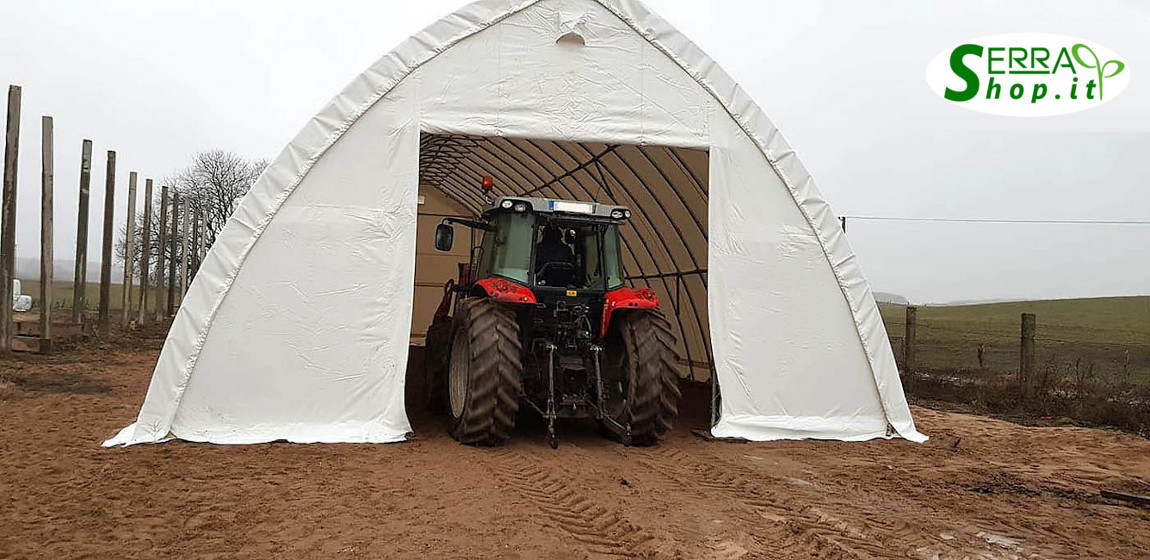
842, 216, 1150, 225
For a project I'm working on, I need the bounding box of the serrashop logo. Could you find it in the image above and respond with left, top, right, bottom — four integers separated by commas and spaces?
926, 33, 1129, 116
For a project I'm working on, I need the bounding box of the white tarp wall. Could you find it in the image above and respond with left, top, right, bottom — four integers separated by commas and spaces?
106, 0, 925, 446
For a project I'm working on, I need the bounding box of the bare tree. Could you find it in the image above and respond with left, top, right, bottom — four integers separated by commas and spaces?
117, 150, 267, 281
173, 150, 268, 248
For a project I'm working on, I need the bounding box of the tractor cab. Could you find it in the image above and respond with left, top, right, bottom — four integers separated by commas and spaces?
438, 196, 629, 293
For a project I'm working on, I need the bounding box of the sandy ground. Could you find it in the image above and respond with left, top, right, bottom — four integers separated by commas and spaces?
1, 338, 1148, 559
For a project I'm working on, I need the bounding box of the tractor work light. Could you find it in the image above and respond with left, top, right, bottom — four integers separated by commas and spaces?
610, 209, 624, 219
624, 210, 631, 218
513, 202, 529, 213
500, 199, 514, 209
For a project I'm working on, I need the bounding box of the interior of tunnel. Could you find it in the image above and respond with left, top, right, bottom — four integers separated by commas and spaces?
410, 133, 714, 386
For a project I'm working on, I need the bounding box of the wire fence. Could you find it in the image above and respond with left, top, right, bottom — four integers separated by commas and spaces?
885, 316, 1146, 385
882, 303, 1150, 432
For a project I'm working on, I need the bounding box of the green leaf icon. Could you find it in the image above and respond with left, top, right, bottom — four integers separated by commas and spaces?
1072, 43, 1125, 99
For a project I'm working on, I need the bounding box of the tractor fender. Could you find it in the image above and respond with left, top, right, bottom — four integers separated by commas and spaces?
475, 277, 538, 304
601, 287, 659, 338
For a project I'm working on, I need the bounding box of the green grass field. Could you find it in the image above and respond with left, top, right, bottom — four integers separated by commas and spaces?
879, 296, 1150, 386
16, 280, 178, 314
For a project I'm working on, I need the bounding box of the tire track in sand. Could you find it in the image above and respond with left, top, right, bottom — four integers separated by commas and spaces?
560, 441, 759, 560
481, 448, 657, 558
639, 444, 1071, 560
623, 445, 977, 560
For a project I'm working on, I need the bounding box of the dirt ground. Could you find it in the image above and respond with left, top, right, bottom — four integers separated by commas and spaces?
1, 337, 1148, 559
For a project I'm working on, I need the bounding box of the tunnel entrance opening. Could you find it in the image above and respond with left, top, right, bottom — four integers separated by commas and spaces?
409, 133, 715, 438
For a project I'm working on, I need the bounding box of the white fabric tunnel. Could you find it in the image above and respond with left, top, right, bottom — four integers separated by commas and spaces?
106, 0, 926, 446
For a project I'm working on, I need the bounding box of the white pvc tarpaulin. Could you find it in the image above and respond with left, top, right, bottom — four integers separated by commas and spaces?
106, 0, 926, 446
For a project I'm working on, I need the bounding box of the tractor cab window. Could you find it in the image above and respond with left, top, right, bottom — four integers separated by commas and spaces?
535, 222, 620, 290
603, 225, 624, 289
534, 223, 578, 287
482, 212, 533, 284
579, 228, 604, 289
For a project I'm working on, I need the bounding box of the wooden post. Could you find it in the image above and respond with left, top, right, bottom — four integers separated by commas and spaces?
72, 139, 92, 323
120, 172, 137, 329
191, 208, 201, 276
154, 185, 168, 321
97, 151, 115, 335
198, 212, 207, 268
180, 201, 189, 298
166, 193, 177, 316
1020, 313, 1036, 399
0, 85, 21, 354
39, 116, 53, 346
904, 306, 917, 372
137, 179, 152, 325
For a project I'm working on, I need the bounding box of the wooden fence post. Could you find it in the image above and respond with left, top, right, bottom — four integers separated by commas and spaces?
120, 172, 137, 329
0, 85, 21, 354
97, 151, 115, 335
166, 193, 177, 316
138, 179, 152, 325
198, 213, 207, 268
154, 185, 168, 321
180, 201, 189, 298
1020, 313, 1036, 399
191, 208, 201, 275
39, 116, 53, 347
72, 139, 92, 322
904, 306, 917, 372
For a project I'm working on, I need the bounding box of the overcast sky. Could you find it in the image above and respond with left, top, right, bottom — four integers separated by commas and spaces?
1, 0, 1147, 304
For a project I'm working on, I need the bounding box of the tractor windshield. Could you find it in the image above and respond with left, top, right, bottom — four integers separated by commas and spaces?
479, 212, 534, 284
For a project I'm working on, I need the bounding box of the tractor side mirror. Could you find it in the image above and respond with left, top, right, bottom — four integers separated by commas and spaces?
434, 223, 454, 252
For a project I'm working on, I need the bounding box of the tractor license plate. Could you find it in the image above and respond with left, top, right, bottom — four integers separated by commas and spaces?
551, 200, 594, 214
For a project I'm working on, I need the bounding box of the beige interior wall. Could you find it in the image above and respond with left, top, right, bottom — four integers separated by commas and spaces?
411, 186, 473, 344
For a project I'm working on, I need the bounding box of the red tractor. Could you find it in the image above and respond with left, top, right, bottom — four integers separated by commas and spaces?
424, 197, 680, 448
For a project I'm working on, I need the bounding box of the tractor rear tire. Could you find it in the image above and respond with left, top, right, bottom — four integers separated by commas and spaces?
603, 309, 681, 445
447, 298, 523, 445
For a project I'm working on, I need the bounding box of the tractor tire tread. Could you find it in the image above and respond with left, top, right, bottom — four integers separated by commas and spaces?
616, 309, 680, 445
451, 298, 523, 445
